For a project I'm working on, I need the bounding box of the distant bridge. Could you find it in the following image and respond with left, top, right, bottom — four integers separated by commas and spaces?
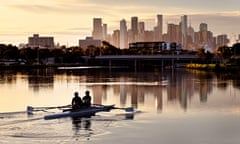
94, 55, 197, 60
84, 54, 215, 70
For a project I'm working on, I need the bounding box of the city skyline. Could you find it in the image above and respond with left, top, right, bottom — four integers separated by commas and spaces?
0, 0, 240, 46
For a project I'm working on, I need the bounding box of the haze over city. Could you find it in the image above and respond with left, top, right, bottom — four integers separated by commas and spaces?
0, 0, 240, 46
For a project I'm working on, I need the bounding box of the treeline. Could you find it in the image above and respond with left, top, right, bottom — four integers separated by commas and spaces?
0, 41, 240, 65
0, 41, 123, 64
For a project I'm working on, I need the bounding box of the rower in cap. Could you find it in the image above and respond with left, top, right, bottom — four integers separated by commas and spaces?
82, 90, 92, 107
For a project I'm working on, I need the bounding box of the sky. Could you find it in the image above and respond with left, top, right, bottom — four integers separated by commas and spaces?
0, 0, 240, 46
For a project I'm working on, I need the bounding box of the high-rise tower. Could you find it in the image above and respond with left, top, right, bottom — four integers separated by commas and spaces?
199, 23, 208, 32
180, 15, 188, 49
120, 19, 127, 49
102, 23, 107, 40
92, 18, 103, 40
154, 14, 163, 41
131, 16, 138, 42
138, 22, 145, 42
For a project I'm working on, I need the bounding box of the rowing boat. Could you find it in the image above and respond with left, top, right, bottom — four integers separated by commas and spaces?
44, 104, 115, 120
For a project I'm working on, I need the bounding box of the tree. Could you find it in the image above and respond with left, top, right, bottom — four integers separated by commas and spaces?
197, 48, 213, 63
85, 45, 100, 56
19, 48, 36, 63
217, 46, 232, 59
232, 43, 240, 56
101, 41, 121, 55
2, 45, 19, 60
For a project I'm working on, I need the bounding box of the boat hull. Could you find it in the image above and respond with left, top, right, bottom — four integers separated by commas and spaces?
44, 105, 115, 120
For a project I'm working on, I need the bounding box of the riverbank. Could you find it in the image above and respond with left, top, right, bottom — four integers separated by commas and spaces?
185, 63, 240, 71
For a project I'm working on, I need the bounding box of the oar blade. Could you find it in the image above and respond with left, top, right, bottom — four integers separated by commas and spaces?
125, 107, 134, 112
27, 106, 34, 114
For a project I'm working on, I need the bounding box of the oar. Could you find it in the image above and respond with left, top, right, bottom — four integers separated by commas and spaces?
113, 107, 134, 112
93, 104, 134, 112
27, 105, 71, 114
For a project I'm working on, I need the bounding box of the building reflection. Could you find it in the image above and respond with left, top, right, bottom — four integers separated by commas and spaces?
0, 68, 239, 112
27, 69, 54, 91
87, 69, 218, 112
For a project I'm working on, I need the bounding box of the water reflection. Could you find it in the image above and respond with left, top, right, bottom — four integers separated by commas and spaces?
0, 68, 240, 113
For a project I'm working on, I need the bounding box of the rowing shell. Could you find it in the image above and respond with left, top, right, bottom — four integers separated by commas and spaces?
44, 105, 115, 120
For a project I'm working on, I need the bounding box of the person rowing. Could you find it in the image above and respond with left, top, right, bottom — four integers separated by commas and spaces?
82, 90, 92, 107
71, 92, 83, 110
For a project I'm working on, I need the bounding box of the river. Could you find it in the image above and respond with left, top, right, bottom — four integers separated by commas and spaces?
0, 67, 240, 144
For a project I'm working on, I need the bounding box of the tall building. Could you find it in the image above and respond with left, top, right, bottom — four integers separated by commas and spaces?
102, 23, 107, 40
199, 23, 208, 32
120, 19, 128, 49
79, 37, 101, 50
180, 15, 188, 49
217, 34, 229, 47
187, 26, 195, 50
167, 23, 179, 43
28, 34, 54, 48
131, 16, 138, 42
154, 14, 163, 41
112, 30, 120, 48
138, 22, 145, 42
92, 18, 103, 40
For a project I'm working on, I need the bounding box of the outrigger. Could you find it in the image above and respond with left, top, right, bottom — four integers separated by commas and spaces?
27, 104, 134, 120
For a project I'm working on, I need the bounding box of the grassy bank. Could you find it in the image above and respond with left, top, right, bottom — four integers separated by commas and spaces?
186, 63, 239, 71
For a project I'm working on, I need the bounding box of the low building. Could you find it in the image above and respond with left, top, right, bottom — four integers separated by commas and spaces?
28, 34, 54, 48
79, 37, 101, 49
129, 41, 181, 52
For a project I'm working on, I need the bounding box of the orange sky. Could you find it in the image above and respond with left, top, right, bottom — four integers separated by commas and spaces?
0, 0, 240, 46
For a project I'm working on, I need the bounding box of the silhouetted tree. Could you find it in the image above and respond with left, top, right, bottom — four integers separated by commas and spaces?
2, 45, 19, 60
19, 47, 36, 63
217, 46, 232, 59
232, 43, 240, 56
85, 45, 100, 56
101, 41, 121, 55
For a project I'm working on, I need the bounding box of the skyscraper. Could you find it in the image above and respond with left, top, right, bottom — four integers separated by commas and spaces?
217, 34, 229, 47
131, 16, 138, 42
180, 15, 188, 49
102, 23, 107, 40
199, 23, 208, 44
199, 23, 208, 32
92, 18, 103, 40
112, 30, 120, 48
120, 19, 127, 49
138, 22, 145, 42
154, 14, 163, 41
167, 23, 178, 43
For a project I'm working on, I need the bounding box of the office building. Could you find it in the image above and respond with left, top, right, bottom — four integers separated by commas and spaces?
79, 37, 101, 49
92, 18, 103, 40
131, 16, 138, 42
112, 30, 120, 48
217, 34, 229, 47
102, 23, 107, 40
200, 23, 208, 32
180, 15, 188, 49
167, 23, 179, 43
154, 14, 163, 41
138, 22, 145, 42
28, 34, 54, 48
120, 19, 128, 49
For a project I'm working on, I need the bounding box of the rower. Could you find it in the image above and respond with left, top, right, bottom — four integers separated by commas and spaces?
82, 90, 92, 107
72, 92, 83, 110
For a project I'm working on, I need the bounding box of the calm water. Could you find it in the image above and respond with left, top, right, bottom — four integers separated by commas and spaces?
0, 68, 240, 144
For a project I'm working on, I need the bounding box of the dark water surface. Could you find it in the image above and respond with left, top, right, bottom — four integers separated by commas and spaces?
0, 68, 240, 144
